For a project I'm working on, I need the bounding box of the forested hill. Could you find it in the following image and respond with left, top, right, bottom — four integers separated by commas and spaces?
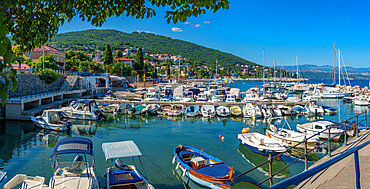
49, 29, 257, 67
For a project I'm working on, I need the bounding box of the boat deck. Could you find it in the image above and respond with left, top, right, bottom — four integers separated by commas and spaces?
296, 130, 370, 189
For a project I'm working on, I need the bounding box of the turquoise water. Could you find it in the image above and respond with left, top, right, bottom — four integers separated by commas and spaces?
0, 81, 369, 189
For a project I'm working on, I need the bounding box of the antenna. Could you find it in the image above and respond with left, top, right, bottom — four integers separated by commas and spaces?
333, 43, 336, 85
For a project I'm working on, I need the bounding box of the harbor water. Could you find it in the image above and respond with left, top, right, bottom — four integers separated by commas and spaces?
0, 80, 369, 188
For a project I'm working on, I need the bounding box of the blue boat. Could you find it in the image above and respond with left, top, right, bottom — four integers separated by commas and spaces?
173, 145, 234, 189
321, 106, 338, 115
185, 106, 200, 117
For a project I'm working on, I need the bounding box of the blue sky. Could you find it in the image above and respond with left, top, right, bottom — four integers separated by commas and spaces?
59, 0, 370, 68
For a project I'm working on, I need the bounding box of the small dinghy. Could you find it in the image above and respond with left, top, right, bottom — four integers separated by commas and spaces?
321, 106, 337, 115
293, 105, 305, 114
145, 104, 161, 115
30, 110, 72, 131
113, 103, 132, 114
128, 105, 146, 115
238, 132, 288, 157
168, 104, 185, 116
230, 106, 242, 116
297, 120, 344, 141
266, 124, 319, 150
304, 103, 324, 115
173, 145, 234, 189
216, 106, 230, 117
201, 105, 216, 118
101, 104, 119, 113
186, 106, 200, 117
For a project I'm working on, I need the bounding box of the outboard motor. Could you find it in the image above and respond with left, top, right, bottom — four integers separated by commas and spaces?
95, 110, 107, 121
71, 155, 83, 171
115, 159, 128, 170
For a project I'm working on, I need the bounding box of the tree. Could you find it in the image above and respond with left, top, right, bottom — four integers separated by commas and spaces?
103, 44, 113, 66
134, 47, 144, 75
116, 50, 123, 58
0, 0, 229, 104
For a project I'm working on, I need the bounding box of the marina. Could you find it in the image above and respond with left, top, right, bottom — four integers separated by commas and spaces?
0, 79, 369, 188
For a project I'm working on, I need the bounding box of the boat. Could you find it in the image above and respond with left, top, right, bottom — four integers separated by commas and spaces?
277, 105, 296, 116
4, 174, 48, 189
225, 95, 236, 103
321, 105, 338, 115
353, 95, 370, 106
101, 104, 119, 113
197, 93, 208, 102
186, 106, 200, 117
238, 132, 288, 157
173, 145, 233, 189
60, 100, 106, 120
230, 106, 242, 116
49, 137, 99, 189
304, 103, 324, 115
145, 104, 161, 115
113, 103, 132, 114
292, 105, 305, 114
102, 140, 154, 189
216, 106, 230, 117
296, 120, 345, 141
0, 171, 7, 183
229, 88, 241, 101
243, 103, 261, 118
201, 105, 216, 118
143, 91, 161, 101
320, 91, 345, 98
209, 95, 223, 103
128, 105, 146, 115
30, 109, 72, 131
266, 125, 319, 150
168, 104, 185, 116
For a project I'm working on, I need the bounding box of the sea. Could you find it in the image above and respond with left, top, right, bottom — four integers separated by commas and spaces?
0, 79, 369, 189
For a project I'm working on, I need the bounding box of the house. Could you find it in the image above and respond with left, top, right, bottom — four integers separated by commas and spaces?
114, 57, 135, 67
24, 45, 66, 68
11, 63, 30, 70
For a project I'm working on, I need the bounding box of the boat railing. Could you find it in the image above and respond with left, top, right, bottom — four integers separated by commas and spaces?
231, 111, 368, 188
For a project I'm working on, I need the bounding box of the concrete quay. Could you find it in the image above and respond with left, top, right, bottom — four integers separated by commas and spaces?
297, 130, 370, 189
92, 99, 309, 107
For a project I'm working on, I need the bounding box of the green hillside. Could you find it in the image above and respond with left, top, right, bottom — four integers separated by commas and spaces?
49, 29, 257, 68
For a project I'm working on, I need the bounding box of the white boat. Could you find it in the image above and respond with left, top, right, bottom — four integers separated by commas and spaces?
216, 106, 230, 117
185, 106, 200, 117
102, 141, 154, 189
4, 174, 48, 189
225, 94, 236, 102
30, 109, 72, 131
49, 137, 99, 189
168, 104, 185, 116
277, 105, 296, 116
321, 91, 345, 98
230, 88, 241, 100
230, 106, 242, 116
242, 93, 260, 102
209, 95, 223, 103
101, 104, 119, 113
353, 95, 370, 106
60, 100, 106, 120
196, 93, 208, 102
145, 104, 161, 115
243, 103, 261, 118
143, 92, 161, 101
266, 125, 319, 149
113, 103, 132, 114
297, 120, 344, 141
321, 106, 338, 115
201, 105, 216, 118
238, 132, 288, 157
304, 103, 324, 115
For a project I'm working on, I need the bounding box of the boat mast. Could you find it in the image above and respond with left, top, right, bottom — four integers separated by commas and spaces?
296, 56, 299, 83
274, 58, 276, 81
263, 48, 265, 86
338, 49, 341, 86
216, 59, 218, 79
333, 43, 336, 85
279, 60, 282, 82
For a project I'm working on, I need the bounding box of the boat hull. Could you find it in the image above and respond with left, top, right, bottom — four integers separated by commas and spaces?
265, 131, 318, 150
239, 141, 282, 158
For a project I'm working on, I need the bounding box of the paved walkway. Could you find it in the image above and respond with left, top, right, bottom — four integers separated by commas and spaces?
297, 130, 370, 189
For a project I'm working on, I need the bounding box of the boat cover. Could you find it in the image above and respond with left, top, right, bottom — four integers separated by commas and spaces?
109, 169, 142, 185
51, 137, 93, 156
102, 141, 142, 160
195, 163, 230, 177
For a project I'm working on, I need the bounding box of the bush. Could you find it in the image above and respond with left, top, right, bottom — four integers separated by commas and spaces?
38, 68, 61, 84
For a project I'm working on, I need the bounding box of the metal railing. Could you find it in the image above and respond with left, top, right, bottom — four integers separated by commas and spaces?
231, 111, 368, 187
11, 67, 108, 76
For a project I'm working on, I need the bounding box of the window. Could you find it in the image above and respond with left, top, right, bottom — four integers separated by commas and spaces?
57, 57, 59, 62
61, 58, 63, 62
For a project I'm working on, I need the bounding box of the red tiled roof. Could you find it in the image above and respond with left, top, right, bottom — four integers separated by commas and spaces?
32, 45, 65, 54
114, 57, 134, 61
11, 63, 30, 69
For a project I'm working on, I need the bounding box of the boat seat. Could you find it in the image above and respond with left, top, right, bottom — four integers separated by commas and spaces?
109, 169, 143, 186
115, 159, 129, 170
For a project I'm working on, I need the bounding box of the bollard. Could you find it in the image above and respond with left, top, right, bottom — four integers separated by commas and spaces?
328, 126, 331, 157
268, 154, 273, 186
356, 114, 359, 137
304, 135, 308, 170
344, 119, 347, 146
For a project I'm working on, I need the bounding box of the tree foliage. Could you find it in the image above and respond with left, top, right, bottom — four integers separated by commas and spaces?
31, 54, 60, 70
103, 44, 113, 66
116, 50, 123, 58
109, 61, 133, 76
38, 68, 61, 84
0, 0, 229, 103
134, 47, 144, 75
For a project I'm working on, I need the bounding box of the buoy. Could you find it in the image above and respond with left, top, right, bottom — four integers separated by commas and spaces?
219, 135, 223, 139
89, 121, 91, 125
221, 136, 224, 141
242, 128, 250, 133
172, 156, 176, 164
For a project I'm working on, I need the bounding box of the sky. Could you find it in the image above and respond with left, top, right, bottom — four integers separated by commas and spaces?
58, 0, 370, 68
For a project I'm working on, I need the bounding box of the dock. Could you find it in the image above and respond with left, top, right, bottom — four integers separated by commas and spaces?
296, 130, 370, 189
91, 99, 309, 107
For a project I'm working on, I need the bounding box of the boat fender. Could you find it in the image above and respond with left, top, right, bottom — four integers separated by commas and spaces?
242, 128, 250, 133
176, 162, 180, 170
182, 170, 187, 177
88, 121, 91, 125
219, 135, 223, 139
172, 156, 176, 164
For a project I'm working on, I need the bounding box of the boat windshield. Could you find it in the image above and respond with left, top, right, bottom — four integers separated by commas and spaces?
53, 160, 90, 174
146, 94, 155, 98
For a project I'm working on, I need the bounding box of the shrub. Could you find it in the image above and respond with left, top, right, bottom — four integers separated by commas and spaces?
38, 68, 61, 84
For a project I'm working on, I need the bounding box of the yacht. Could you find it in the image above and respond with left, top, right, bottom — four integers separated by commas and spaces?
60, 100, 106, 120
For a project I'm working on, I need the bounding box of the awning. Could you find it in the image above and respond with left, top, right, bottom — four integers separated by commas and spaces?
102, 141, 142, 160
51, 137, 93, 157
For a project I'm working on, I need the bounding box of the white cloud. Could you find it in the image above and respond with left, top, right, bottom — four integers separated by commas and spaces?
194, 24, 201, 27
171, 27, 183, 32
184, 22, 191, 25
136, 30, 152, 33
203, 21, 210, 24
